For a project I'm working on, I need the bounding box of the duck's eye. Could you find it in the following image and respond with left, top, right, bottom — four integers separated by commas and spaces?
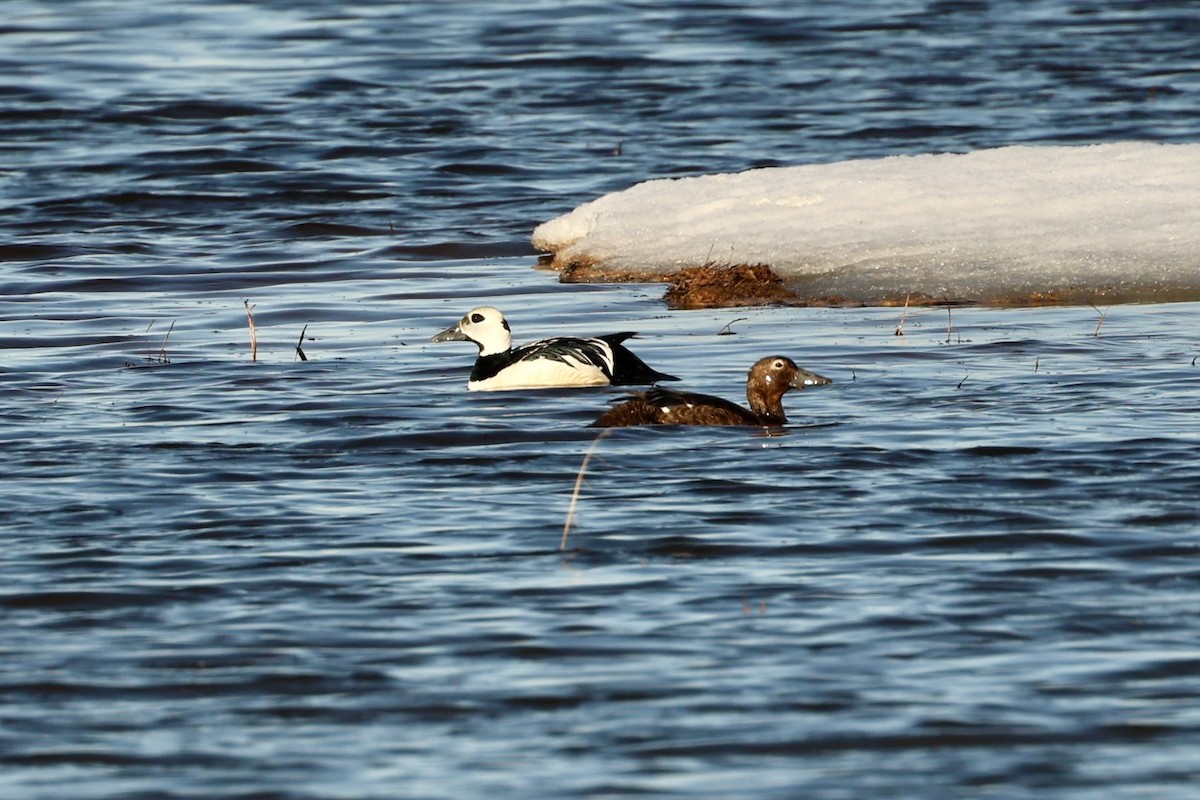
773, 359, 785, 369
470, 312, 485, 324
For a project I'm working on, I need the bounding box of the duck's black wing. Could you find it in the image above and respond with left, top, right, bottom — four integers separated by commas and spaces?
506, 336, 616, 372
598, 333, 679, 385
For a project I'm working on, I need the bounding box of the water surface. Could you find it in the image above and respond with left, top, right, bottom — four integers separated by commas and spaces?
3, 2, 1200, 798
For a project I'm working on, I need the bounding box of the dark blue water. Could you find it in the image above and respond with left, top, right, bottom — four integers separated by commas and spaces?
3, 2, 1200, 798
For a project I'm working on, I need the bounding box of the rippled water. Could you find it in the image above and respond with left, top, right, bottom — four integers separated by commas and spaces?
3, 2, 1200, 798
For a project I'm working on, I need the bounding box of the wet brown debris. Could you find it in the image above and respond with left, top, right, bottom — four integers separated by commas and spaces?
664, 263, 802, 310
556, 259, 807, 310
554, 257, 669, 286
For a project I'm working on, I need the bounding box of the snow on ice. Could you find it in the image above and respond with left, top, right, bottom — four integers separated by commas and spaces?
533, 142, 1200, 306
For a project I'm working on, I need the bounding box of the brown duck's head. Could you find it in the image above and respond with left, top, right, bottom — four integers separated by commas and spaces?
745, 356, 832, 420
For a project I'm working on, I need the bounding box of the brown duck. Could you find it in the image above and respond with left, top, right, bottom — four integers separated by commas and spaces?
592, 356, 831, 427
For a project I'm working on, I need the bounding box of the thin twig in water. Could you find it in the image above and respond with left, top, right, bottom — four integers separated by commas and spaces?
956, 373, 969, 389
157, 320, 175, 364
894, 293, 911, 336
1034, 357, 1040, 373
244, 300, 257, 362
561, 428, 612, 552
944, 306, 962, 344
1088, 302, 1109, 337
295, 324, 309, 362
132, 320, 173, 366
717, 317, 747, 336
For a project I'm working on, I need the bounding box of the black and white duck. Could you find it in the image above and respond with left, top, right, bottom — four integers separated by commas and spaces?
431, 306, 679, 391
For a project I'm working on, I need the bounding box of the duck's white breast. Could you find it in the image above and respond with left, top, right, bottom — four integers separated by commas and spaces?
467, 356, 610, 391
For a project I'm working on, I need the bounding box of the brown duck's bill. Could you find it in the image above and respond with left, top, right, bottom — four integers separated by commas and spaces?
792, 368, 832, 388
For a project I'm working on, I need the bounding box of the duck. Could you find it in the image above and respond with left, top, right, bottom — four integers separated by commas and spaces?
591, 355, 830, 427
430, 306, 680, 391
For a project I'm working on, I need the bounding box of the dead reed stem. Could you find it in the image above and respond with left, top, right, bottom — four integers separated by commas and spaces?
295, 324, 308, 362
561, 428, 612, 551
717, 317, 748, 336
944, 305, 958, 344
894, 293, 911, 336
157, 320, 175, 364
1088, 302, 1108, 337
244, 300, 257, 362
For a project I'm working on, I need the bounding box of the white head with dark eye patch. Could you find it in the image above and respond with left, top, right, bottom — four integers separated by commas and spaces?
431, 306, 513, 355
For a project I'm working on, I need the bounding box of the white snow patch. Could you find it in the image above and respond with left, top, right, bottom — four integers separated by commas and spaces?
532, 142, 1200, 303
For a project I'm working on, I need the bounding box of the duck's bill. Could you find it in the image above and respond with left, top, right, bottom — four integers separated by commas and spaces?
431, 324, 469, 343
792, 368, 832, 388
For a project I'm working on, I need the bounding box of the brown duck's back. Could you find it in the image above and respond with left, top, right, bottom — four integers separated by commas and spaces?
592, 389, 760, 427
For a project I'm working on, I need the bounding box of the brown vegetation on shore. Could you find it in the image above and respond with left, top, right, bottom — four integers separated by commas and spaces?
549, 255, 1154, 310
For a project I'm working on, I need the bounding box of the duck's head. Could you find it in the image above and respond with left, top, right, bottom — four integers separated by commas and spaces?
431, 306, 513, 356
746, 356, 831, 418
